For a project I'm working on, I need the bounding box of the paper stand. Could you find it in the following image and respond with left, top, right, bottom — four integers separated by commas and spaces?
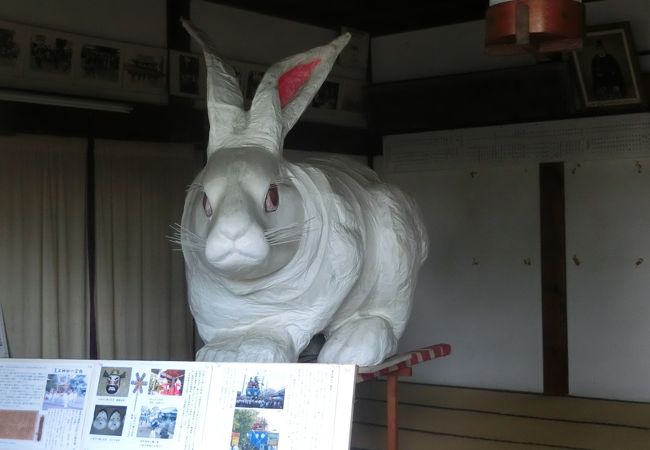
357, 344, 452, 450
0, 359, 357, 450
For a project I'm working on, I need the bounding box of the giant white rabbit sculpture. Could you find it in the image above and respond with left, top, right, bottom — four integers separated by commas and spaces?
178, 19, 428, 366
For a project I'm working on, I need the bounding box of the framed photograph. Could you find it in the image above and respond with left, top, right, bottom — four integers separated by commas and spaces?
122, 44, 166, 94
78, 37, 122, 86
0, 20, 28, 77
245, 69, 264, 102
571, 22, 645, 109
27, 28, 74, 79
311, 80, 339, 110
169, 50, 205, 98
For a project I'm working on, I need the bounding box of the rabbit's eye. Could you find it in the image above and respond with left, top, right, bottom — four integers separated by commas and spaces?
264, 184, 279, 213
202, 193, 213, 217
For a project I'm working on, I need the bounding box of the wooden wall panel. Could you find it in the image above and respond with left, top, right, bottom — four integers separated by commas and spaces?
352, 381, 650, 450
368, 62, 577, 136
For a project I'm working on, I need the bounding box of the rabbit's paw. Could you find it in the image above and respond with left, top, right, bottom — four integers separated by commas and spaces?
317, 316, 397, 367
196, 334, 296, 363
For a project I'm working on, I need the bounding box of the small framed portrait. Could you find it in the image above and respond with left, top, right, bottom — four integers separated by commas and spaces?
122, 44, 166, 94
169, 50, 205, 98
571, 22, 645, 110
311, 81, 339, 110
78, 38, 122, 86
27, 28, 74, 79
0, 21, 28, 77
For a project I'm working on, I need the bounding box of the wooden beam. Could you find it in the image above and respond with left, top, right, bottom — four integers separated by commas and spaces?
368, 62, 577, 136
539, 162, 569, 395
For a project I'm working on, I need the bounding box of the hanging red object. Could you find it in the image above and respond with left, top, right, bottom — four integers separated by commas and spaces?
486, 0, 585, 55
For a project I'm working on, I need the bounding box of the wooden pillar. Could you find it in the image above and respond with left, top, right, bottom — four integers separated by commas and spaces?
540, 162, 569, 395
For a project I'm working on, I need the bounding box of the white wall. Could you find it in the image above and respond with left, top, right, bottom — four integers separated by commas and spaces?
377, 161, 543, 392
566, 158, 650, 402
381, 114, 650, 399
372, 0, 650, 82
0, 0, 166, 47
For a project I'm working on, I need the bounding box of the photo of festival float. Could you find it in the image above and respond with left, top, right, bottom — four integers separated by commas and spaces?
234, 371, 285, 409
231, 409, 280, 450
43, 372, 87, 410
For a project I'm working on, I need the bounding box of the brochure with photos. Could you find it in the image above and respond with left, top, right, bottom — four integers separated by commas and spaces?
0, 359, 356, 450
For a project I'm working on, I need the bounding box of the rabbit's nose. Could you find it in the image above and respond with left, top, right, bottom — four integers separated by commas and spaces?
205, 222, 270, 271
217, 216, 249, 240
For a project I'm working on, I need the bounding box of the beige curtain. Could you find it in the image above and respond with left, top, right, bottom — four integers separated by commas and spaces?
0, 134, 88, 358
94, 140, 195, 360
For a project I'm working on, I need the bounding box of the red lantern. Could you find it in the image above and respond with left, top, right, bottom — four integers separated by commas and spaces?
486, 0, 585, 55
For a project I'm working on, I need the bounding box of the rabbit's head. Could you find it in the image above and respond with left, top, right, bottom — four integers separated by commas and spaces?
181, 20, 349, 280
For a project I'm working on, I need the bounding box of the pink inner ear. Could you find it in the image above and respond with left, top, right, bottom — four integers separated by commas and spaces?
278, 59, 321, 108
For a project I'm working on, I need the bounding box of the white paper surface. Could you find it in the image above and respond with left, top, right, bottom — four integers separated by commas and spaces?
0, 360, 96, 449
0, 360, 356, 450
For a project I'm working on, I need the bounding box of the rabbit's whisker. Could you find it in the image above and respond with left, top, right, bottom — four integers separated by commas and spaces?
264, 217, 314, 236
265, 218, 316, 246
267, 237, 303, 246
186, 182, 204, 193
168, 223, 207, 250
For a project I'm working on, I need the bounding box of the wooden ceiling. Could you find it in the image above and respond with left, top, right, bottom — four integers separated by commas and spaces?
206, 1, 492, 35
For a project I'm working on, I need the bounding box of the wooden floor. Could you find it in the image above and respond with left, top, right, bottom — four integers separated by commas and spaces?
351, 381, 650, 450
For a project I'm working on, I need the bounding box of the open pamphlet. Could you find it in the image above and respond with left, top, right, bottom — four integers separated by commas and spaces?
0, 359, 356, 450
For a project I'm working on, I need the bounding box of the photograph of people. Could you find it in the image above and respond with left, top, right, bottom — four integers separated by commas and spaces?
235, 372, 285, 409
148, 369, 185, 396
231, 409, 281, 450
137, 406, 177, 439
43, 373, 87, 410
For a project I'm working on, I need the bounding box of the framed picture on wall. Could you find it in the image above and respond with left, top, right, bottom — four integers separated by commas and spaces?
0, 20, 28, 77
27, 27, 75, 80
571, 22, 645, 110
311, 81, 339, 110
169, 50, 205, 98
78, 37, 122, 87
122, 44, 166, 94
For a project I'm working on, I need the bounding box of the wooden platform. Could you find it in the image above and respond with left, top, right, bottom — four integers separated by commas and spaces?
352, 382, 650, 450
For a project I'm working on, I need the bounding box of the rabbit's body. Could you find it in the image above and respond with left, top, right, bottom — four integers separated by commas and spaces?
178, 20, 428, 366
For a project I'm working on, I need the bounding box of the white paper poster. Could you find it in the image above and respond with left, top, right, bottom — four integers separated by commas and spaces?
0, 360, 356, 450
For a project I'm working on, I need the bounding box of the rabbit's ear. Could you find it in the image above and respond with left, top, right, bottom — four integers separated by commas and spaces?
181, 18, 245, 157
250, 33, 350, 143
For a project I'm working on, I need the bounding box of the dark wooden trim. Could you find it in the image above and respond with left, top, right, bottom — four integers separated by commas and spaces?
368, 62, 578, 136
167, 0, 191, 51
87, 137, 97, 360
285, 121, 379, 156
0, 100, 205, 142
539, 162, 569, 395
